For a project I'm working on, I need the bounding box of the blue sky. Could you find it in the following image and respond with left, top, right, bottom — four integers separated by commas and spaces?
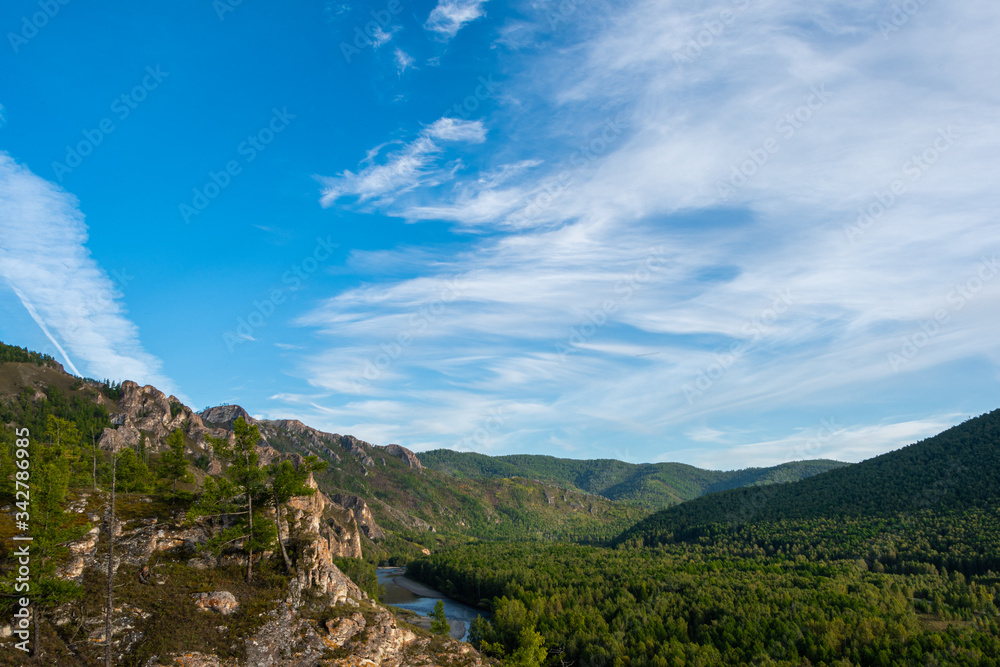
1, 0, 998, 468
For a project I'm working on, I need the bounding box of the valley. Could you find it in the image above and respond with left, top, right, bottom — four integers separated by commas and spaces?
0, 340, 997, 665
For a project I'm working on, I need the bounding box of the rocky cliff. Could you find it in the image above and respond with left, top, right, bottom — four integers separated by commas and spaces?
255, 419, 423, 472
30, 480, 487, 666
98, 381, 224, 456
92, 387, 387, 561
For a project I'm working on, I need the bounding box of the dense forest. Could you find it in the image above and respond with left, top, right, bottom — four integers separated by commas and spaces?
0, 344, 58, 367
412, 539, 1000, 666
410, 411, 1000, 666
2, 338, 998, 665
616, 409, 1000, 547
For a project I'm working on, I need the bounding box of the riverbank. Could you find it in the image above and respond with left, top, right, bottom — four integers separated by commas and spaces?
377, 567, 486, 642
393, 574, 447, 598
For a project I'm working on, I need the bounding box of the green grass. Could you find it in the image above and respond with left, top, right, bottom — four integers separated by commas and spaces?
70, 559, 290, 666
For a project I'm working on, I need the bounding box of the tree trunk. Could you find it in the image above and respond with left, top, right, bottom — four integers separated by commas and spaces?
105, 450, 116, 667
30, 601, 39, 662
273, 495, 293, 573
246, 491, 253, 583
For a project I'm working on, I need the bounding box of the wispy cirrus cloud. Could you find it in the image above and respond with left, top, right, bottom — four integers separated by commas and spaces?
673, 416, 965, 470
424, 0, 489, 39
318, 118, 486, 206
302, 0, 1000, 466
0, 152, 183, 398
393, 47, 415, 74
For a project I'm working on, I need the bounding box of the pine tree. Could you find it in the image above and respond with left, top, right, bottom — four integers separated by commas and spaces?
195, 417, 273, 582
104, 448, 117, 667
267, 456, 327, 573
159, 429, 193, 495
114, 448, 151, 493
429, 599, 450, 635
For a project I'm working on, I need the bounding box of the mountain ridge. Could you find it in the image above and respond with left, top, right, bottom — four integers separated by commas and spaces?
418, 449, 850, 510
0, 338, 856, 550
615, 407, 1000, 548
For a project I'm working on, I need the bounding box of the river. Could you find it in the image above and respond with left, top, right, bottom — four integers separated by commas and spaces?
377, 567, 487, 642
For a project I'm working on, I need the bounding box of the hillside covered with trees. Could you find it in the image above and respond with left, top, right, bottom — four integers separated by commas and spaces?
411, 411, 1000, 666
615, 409, 1000, 547
418, 450, 848, 510
3, 338, 998, 666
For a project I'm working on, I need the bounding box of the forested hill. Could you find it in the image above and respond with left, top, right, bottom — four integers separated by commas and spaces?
418, 449, 849, 509
616, 408, 1000, 546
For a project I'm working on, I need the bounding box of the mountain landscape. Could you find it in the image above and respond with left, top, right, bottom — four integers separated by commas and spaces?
1, 339, 998, 666
616, 408, 1000, 546
418, 450, 850, 510
413, 410, 1000, 665
0, 341, 844, 665
5, 1, 997, 664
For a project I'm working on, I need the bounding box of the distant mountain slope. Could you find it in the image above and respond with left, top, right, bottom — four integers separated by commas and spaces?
419, 449, 850, 509
616, 409, 1000, 547
0, 340, 642, 556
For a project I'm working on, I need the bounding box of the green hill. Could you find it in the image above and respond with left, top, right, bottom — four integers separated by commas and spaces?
412, 412, 1000, 666
419, 449, 849, 510
615, 409, 1000, 560
0, 339, 850, 557
259, 426, 648, 549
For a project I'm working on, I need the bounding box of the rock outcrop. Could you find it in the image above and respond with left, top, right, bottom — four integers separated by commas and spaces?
325, 612, 366, 646
98, 381, 227, 455
331, 494, 386, 541
192, 591, 239, 615
383, 444, 423, 470
48, 484, 489, 666
199, 404, 255, 427
287, 475, 364, 563
257, 420, 421, 473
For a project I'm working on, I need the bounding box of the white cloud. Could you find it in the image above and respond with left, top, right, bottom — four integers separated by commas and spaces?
0, 152, 183, 397
677, 416, 964, 470
393, 47, 415, 74
298, 1, 1000, 464
318, 118, 485, 206
424, 117, 487, 143
424, 0, 488, 39
371, 25, 394, 49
